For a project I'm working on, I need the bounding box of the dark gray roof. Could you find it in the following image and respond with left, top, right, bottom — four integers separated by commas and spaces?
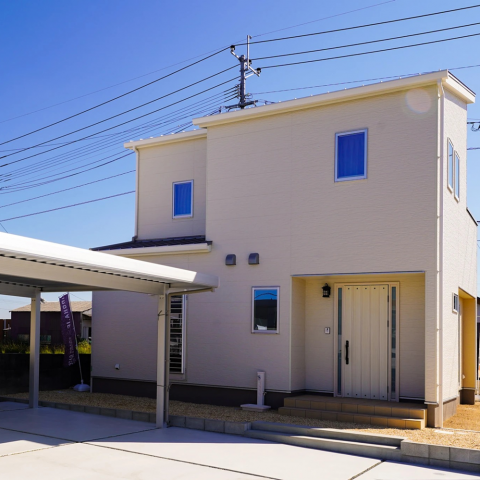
92, 235, 211, 252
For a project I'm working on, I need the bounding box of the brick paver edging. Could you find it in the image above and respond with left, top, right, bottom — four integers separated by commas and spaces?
1, 398, 479, 472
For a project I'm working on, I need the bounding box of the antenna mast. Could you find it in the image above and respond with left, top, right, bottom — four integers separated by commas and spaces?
228, 35, 261, 110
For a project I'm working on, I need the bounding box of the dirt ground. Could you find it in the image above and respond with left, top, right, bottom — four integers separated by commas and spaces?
5, 390, 480, 450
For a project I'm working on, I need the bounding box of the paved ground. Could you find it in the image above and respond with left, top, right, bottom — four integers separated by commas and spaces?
0, 402, 479, 480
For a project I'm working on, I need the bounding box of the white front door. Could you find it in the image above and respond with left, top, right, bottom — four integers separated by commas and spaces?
342, 285, 388, 400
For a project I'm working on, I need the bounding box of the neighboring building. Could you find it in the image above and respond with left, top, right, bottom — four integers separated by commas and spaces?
91, 70, 477, 427
10, 301, 92, 344
1, 319, 11, 341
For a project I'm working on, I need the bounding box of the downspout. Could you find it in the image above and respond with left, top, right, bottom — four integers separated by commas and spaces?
438, 80, 445, 428
133, 146, 140, 240
164, 287, 215, 424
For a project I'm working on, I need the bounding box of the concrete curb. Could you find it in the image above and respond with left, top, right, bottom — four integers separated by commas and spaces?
401, 440, 480, 473
0, 396, 157, 424
1, 398, 479, 473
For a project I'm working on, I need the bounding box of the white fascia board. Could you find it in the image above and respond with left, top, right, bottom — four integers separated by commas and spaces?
124, 129, 206, 150
0, 232, 219, 290
0, 282, 39, 298
101, 243, 211, 257
193, 70, 474, 128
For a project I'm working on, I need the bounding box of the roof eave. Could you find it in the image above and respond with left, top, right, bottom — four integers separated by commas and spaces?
124, 129, 206, 150
193, 70, 475, 129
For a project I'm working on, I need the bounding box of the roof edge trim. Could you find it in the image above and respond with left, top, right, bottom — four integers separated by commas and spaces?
193, 71, 474, 128
124, 129, 206, 150
100, 243, 212, 257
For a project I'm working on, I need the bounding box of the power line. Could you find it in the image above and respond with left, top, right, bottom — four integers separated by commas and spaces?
251, 0, 396, 38
0, 170, 135, 208
0, 2, 392, 127
0, 48, 228, 147
260, 31, 480, 69
0, 153, 133, 193
0, 191, 135, 223
250, 63, 480, 95
238, 4, 480, 46
0, 95, 235, 193
253, 21, 480, 61
0, 76, 237, 169
0, 67, 236, 161
1, 90, 235, 184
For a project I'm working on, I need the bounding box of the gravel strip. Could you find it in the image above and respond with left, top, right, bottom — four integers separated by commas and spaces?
5, 390, 480, 449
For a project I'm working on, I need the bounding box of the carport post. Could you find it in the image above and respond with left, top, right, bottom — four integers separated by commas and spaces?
29, 291, 41, 408
156, 286, 167, 427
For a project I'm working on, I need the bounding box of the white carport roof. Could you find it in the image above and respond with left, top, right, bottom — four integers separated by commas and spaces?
0, 232, 219, 428
0, 232, 218, 297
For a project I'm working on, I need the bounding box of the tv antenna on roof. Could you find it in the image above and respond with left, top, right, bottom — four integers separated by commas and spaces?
227, 35, 261, 110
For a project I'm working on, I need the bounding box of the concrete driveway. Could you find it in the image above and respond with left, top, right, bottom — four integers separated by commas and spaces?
0, 402, 478, 480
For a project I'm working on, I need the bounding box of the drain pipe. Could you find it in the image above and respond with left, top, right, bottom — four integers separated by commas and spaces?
164, 287, 215, 425
133, 146, 140, 240
438, 79, 445, 428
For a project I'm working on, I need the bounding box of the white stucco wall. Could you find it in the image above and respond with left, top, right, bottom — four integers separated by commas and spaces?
441, 89, 477, 401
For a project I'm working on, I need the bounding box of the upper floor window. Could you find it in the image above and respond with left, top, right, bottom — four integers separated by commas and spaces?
454, 152, 460, 200
448, 140, 454, 191
252, 287, 279, 333
173, 180, 193, 218
335, 129, 367, 182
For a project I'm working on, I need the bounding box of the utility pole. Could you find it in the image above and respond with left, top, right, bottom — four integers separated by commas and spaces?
228, 35, 261, 110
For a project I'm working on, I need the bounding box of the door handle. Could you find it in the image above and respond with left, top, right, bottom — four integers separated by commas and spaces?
345, 340, 349, 365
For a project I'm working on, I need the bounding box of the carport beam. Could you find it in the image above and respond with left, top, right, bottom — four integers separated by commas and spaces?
29, 291, 41, 408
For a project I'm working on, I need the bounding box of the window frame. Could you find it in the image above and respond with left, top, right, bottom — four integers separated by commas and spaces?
447, 139, 454, 192
452, 293, 459, 314
172, 180, 194, 219
169, 295, 186, 374
251, 286, 280, 334
454, 152, 460, 201
335, 129, 368, 182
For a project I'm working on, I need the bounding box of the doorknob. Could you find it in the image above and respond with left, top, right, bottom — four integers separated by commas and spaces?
345, 340, 349, 365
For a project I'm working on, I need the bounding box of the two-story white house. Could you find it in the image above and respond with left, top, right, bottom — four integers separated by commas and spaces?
91, 70, 476, 428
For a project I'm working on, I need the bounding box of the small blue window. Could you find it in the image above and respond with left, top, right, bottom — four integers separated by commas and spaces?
335, 130, 367, 182
454, 152, 460, 200
173, 180, 193, 218
448, 140, 454, 191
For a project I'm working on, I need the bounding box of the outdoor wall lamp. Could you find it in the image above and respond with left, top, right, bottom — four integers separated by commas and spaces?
225, 254, 236, 266
322, 283, 331, 298
248, 253, 260, 265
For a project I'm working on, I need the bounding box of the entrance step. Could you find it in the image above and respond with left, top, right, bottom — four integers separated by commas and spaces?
244, 421, 403, 461
280, 395, 427, 430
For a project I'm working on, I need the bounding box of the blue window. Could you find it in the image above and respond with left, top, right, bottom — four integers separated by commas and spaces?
173, 180, 193, 218
448, 140, 454, 191
454, 152, 460, 200
335, 130, 367, 182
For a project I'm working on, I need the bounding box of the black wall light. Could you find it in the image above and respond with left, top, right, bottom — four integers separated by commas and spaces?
322, 283, 331, 298
248, 253, 260, 265
225, 254, 236, 265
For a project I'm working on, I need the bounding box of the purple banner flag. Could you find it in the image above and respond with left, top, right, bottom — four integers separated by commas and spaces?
59, 294, 78, 367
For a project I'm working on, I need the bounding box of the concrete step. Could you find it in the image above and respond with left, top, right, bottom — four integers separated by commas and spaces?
279, 406, 425, 429
245, 429, 402, 461
284, 396, 426, 421
251, 421, 404, 447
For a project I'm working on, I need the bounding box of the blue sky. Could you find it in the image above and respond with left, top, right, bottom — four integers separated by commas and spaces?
0, 0, 479, 314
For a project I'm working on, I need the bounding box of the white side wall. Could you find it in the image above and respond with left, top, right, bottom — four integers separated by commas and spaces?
92, 290, 158, 381
441, 89, 477, 400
